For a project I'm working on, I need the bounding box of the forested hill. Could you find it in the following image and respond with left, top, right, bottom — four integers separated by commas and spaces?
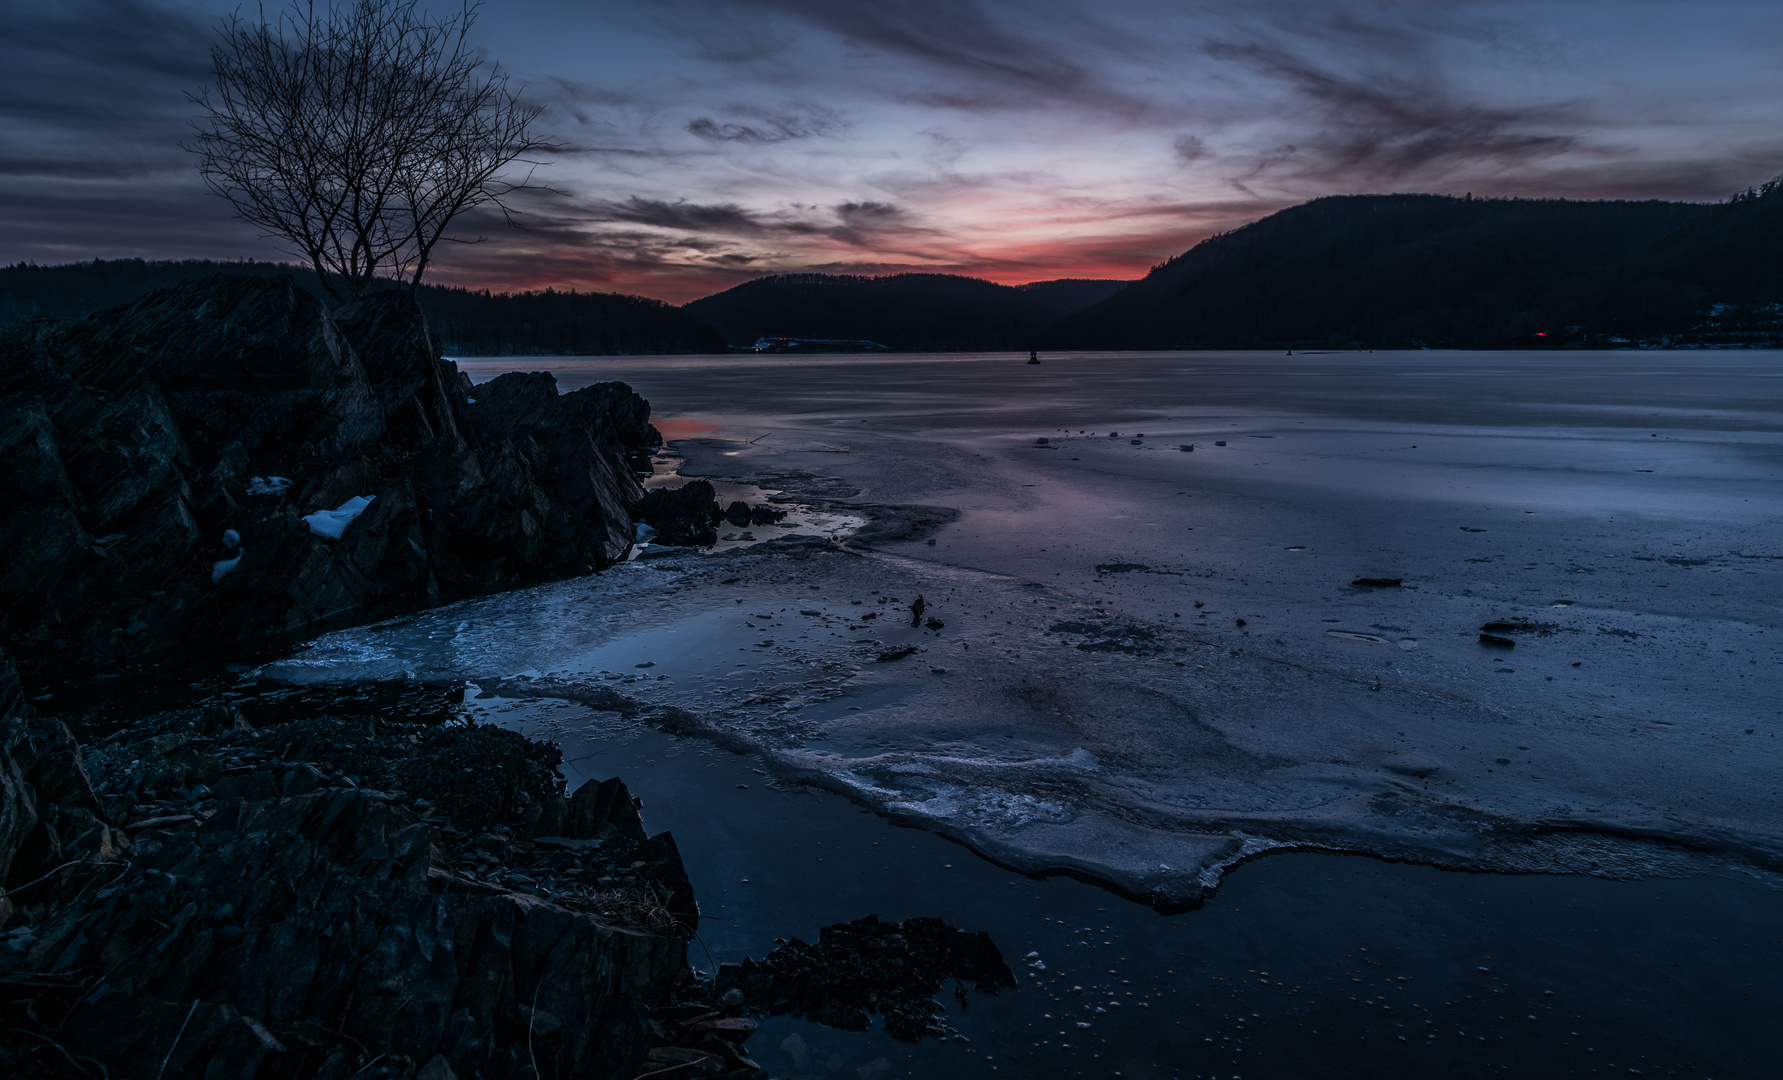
1043, 192, 1783, 350
417, 284, 725, 355
684, 272, 1129, 350
0, 260, 725, 356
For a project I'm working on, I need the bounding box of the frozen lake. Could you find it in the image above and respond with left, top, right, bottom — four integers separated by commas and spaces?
278, 349, 1783, 900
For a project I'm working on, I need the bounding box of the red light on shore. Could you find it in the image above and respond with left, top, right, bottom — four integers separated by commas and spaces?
1535, 332, 1546, 336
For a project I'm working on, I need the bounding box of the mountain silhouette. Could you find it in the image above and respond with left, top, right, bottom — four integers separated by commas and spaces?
1043, 191, 1783, 349
684, 272, 1128, 351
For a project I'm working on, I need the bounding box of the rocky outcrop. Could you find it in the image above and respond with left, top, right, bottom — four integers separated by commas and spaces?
634, 483, 789, 548
0, 653, 703, 1079
716, 914, 1015, 1041
0, 275, 657, 678
638, 481, 722, 546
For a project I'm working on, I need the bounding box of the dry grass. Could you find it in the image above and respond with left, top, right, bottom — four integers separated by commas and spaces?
553, 880, 683, 936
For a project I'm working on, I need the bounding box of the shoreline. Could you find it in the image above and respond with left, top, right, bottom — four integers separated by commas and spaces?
480, 685, 1783, 1079
28, 663, 1782, 1077
18, 495, 1783, 1075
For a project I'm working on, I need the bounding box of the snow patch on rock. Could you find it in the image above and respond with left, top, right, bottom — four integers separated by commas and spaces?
304, 495, 375, 540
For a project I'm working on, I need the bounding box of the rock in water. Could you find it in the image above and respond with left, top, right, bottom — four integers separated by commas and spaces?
637, 481, 721, 546
716, 913, 1016, 1041
0, 275, 656, 677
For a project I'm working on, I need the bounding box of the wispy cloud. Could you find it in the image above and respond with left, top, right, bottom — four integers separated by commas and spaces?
1201, 26, 1580, 188
0, 0, 211, 177
687, 102, 850, 144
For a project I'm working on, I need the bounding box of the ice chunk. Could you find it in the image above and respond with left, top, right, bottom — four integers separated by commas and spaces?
212, 554, 241, 582
246, 476, 292, 496
633, 522, 658, 544
303, 495, 375, 540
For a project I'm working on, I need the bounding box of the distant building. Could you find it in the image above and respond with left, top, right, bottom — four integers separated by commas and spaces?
749, 336, 889, 353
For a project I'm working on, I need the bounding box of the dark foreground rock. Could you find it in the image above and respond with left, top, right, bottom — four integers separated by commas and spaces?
717, 914, 1015, 1042
0, 646, 1024, 1076
0, 274, 657, 680
635, 483, 785, 548
0, 649, 708, 1079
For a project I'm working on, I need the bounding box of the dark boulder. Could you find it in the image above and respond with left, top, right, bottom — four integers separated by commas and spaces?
466, 369, 655, 448
637, 482, 720, 546
0, 274, 654, 677
717, 913, 1015, 1042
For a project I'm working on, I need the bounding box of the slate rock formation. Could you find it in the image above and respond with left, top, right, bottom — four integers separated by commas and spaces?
0, 275, 657, 679
0, 647, 704, 1079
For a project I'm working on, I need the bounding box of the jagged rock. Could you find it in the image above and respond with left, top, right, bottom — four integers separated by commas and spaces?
0, 650, 122, 928
637, 482, 720, 546
716, 914, 1015, 1042
0, 661, 699, 1079
464, 369, 655, 448
0, 275, 656, 677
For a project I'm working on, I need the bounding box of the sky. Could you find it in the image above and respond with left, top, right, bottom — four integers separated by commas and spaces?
4, 0, 1783, 304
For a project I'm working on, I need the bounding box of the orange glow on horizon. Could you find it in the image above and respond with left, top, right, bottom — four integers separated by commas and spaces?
422, 232, 1214, 305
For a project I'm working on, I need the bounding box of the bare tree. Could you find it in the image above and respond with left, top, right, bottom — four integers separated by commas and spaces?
189, 0, 554, 302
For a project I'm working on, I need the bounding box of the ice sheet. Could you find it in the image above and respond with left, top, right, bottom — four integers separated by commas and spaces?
270, 351, 1783, 902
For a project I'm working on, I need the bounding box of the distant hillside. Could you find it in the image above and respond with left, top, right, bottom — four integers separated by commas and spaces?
1043, 192, 1783, 350
0, 259, 725, 356
683, 272, 1128, 351
419, 285, 725, 356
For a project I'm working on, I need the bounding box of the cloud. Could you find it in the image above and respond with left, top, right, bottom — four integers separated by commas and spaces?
1204, 37, 1579, 185
667, 0, 1162, 117
1173, 134, 1208, 164
591, 197, 779, 234
687, 102, 849, 144
578, 194, 932, 249
0, 0, 212, 178
828, 200, 928, 246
